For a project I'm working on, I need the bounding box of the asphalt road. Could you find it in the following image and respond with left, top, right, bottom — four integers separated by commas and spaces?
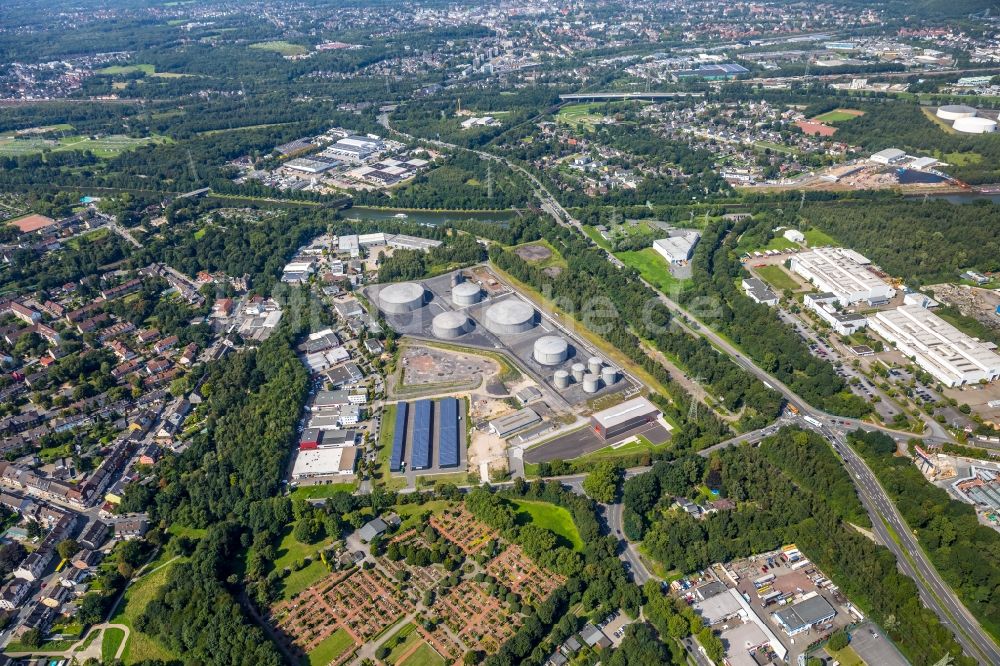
380, 108, 1000, 664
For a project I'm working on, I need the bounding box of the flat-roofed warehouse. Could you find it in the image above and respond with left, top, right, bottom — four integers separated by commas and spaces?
869, 304, 1000, 387
291, 446, 358, 481
590, 396, 661, 440
489, 408, 541, 438
772, 594, 836, 636
789, 247, 895, 306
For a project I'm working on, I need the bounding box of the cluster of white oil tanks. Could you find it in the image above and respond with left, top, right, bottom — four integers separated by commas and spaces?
554, 355, 618, 393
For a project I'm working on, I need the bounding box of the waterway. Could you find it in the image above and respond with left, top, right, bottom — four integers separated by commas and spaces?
343, 206, 516, 226
914, 191, 1000, 205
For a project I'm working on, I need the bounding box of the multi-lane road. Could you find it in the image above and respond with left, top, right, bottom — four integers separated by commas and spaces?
377, 109, 999, 663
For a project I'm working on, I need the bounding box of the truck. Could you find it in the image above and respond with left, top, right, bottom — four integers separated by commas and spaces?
804, 415, 822, 427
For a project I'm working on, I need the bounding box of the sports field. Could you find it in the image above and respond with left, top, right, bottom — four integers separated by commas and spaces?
812, 109, 865, 124
98, 64, 187, 78
0, 133, 167, 158
250, 41, 309, 56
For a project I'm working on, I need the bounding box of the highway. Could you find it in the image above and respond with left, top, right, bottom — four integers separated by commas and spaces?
377, 109, 999, 664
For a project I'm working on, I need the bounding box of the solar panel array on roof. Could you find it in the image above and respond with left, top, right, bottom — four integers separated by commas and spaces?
390, 402, 407, 472
412, 399, 432, 470
438, 397, 459, 468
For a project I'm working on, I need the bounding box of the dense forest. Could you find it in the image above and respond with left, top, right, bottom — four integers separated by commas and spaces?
800, 199, 1000, 284
630, 428, 974, 666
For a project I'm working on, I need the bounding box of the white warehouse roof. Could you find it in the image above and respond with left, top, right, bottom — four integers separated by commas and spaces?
789, 247, 894, 306
869, 305, 1000, 387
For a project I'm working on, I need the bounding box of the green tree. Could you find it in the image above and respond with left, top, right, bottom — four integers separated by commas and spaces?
583, 461, 623, 503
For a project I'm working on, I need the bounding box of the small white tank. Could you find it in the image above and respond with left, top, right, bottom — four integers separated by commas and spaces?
587, 356, 603, 375
554, 370, 571, 389
582, 373, 601, 393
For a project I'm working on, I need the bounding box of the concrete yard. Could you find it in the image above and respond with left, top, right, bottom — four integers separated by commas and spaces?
366, 267, 639, 410
523, 421, 670, 463
846, 623, 908, 666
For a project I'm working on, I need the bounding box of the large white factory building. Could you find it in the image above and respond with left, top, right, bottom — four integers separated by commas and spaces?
789, 247, 895, 306
869, 305, 1000, 387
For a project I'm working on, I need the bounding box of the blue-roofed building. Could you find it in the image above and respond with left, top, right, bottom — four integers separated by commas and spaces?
439, 397, 459, 468
412, 399, 432, 470
676, 63, 749, 80
390, 402, 408, 472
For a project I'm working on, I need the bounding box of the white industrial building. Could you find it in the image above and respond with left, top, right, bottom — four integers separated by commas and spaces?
790, 247, 895, 306
870, 148, 907, 165
804, 293, 868, 335
869, 305, 1000, 387
782, 229, 804, 244
652, 231, 701, 263
291, 446, 358, 480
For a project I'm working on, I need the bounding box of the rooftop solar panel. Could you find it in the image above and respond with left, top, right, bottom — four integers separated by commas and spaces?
439, 397, 459, 468
412, 399, 432, 470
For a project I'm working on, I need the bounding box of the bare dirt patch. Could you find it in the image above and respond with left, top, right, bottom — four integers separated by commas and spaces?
515, 243, 553, 262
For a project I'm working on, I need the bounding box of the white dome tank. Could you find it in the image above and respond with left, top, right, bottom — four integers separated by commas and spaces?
484, 300, 536, 335
452, 281, 482, 306
432, 311, 471, 339
378, 282, 426, 314
533, 336, 569, 365
953, 117, 997, 134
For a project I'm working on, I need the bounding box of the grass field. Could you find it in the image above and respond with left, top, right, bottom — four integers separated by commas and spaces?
557, 103, 604, 127
510, 498, 584, 551
0, 133, 167, 158
110, 557, 183, 664
617, 247, 689, 295
802, 228, 838, 247
755, 264, 800, 292
399, 642, 446, 666
812, 109, 864, 124
376, 403, 408, 491
308, 628, 355, 666
102, 628, 126, 662
582, 224, 612, 251
250, 41, 308, 56
385, 623, 420, 664
826, 644, 865, 666
98, 64, 188, 78
289, 483, 356, 500
936, 150, 983, 166
167, 524, 206, 540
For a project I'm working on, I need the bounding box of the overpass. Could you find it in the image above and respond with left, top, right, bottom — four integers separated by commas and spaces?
559, 91, 704, 101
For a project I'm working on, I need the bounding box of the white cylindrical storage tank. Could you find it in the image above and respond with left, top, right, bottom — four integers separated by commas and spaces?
953, 117, 997, 134
601, 366, 619, 385
484, 300, 536, 335
534, 335, 569, 366
571, 363, 586, 382
582, 373, 601, 393
432, 311, 471, 339
587, 356, 603, 375
936, 104, 977, 121
554, 370, 571, 389
452, 281, 482, 306
378, 282, 425, 314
